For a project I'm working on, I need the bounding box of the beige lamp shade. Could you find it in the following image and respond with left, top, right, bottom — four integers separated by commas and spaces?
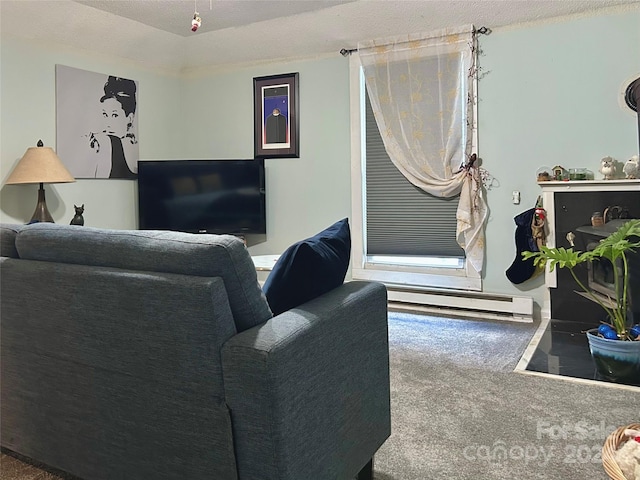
5, 140, 75, 185
5, 140, 75, 223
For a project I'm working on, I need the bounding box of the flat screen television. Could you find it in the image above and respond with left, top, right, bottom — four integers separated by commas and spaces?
137, 159, 266, 235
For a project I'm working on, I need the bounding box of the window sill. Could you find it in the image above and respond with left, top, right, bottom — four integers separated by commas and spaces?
352, 265, 481, 291
366, 255, 464, 269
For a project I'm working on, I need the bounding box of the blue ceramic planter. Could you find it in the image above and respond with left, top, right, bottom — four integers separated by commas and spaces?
586, 329, 640, 382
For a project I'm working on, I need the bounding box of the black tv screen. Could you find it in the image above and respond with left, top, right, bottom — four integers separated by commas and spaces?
137, 159, 266, 235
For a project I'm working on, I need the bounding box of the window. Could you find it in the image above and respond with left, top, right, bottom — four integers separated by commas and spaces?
364, 91, 464, 266
349, 36, 481, 291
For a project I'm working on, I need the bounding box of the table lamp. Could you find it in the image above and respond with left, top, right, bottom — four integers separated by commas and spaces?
4, 140, 75, 223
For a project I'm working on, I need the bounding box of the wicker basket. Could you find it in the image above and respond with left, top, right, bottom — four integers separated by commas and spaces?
602, 423, 640, 480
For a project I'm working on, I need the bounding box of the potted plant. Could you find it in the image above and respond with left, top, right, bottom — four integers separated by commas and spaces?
523, 218, 640, 382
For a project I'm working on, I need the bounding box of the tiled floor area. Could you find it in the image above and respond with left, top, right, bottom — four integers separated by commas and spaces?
516, 317, 640, 388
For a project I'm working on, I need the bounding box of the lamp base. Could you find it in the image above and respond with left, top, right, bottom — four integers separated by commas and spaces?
30, 183, 54, 223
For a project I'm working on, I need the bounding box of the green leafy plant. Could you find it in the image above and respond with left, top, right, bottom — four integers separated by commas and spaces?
523, 219, 640, 340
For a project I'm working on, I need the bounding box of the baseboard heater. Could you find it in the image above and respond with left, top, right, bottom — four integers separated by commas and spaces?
385, 284, 534, 323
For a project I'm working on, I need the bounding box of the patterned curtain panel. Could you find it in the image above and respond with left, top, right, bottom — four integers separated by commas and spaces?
357, 25, 488, 274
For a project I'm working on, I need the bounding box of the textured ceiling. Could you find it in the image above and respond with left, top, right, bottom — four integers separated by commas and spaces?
74, 0, 357, 37
1, 0, 638, 73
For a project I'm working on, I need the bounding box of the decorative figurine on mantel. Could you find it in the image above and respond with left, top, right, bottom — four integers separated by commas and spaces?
70, 204, 85, 226
599, 156, 616, 180
623, 155, 639, 179
551, 165, 568, 181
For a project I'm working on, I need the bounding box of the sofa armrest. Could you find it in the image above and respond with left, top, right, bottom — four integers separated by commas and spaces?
221, 280, 390, 480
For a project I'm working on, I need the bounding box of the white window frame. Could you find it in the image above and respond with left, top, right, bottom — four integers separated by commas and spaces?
349, 55, 482, 291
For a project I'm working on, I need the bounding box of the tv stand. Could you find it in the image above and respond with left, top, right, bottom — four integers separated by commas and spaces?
251, 254, 280, 284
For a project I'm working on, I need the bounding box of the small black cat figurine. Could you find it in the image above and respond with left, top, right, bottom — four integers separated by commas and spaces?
70, 204, 85, 226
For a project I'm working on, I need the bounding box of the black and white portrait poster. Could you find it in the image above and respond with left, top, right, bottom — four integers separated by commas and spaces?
56, 65, 139, 179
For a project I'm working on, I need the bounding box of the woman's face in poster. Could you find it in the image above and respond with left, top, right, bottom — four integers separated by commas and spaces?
101, 98, 130, 138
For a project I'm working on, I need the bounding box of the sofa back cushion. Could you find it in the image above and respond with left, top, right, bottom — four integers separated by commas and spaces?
15, 223, 272, 332
1, 223, 23, 258
1, 257, 239, 478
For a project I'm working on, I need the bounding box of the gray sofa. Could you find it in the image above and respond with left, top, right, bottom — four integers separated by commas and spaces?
0, 223, 391, 480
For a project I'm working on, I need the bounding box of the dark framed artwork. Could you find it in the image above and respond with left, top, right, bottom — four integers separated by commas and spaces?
253, 72, 299, 158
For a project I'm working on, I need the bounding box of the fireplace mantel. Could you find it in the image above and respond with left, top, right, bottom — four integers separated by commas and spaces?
538, 179, 640, 320
538, 179, 640, 193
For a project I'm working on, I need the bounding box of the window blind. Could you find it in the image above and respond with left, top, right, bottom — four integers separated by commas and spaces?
365, 91, 465, 258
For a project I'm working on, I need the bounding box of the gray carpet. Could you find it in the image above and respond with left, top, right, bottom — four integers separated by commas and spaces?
2, 312, 638, 479
374, 311, 639, 480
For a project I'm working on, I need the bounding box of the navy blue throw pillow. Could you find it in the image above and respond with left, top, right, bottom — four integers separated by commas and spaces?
263, 218, 351, 316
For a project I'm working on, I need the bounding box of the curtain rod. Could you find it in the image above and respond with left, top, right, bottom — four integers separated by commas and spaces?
339, 26, 491, 57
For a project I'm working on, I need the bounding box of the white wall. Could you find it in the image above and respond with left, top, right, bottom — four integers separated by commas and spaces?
478, 9, 640, 313
1, 7, 638, 317
179, 57, 352, 255
0, 35, 351, 254
0, 37, 184, 229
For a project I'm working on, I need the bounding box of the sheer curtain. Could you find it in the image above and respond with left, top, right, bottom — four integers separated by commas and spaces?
357, 25, 488, 275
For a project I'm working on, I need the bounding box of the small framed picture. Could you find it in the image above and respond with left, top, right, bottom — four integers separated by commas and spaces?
253, 72, 299, 158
